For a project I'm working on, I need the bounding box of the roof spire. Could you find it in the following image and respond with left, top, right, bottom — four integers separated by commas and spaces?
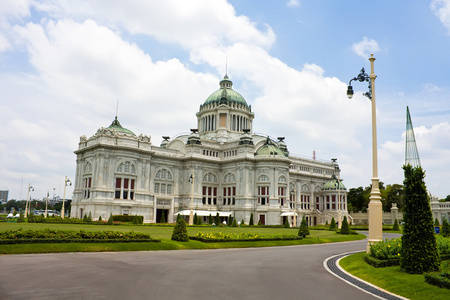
225, 56, 228, 77
405, 106, 421, 167
115, 99, 119, 120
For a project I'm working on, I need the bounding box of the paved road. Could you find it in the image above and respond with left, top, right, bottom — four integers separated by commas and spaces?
0, 234, 399, 300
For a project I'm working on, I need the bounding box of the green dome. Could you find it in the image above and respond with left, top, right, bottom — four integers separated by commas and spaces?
204, 75, 248, 107
323, 174, 346, 190
108, 117, 135, 136
255, 137, 288, 157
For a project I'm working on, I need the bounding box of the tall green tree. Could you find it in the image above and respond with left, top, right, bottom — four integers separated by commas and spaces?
298, 216, 309, 238
381, 184, 404, 212
208, 214, 213, 225
193, 213, 198, 225
249, 213, 254, 226
401, 165, 440, 274
215, 212, 220, 225
340, 216, 350, 234
329, 217, 337, 231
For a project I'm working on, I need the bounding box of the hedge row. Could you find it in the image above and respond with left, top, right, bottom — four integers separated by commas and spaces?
112, 215, 143, 223
424, 272, 450, 289
0, 238, 160, 245
189, 236, 303, 243
363, 254, 400, 268
0, 229, 152, 240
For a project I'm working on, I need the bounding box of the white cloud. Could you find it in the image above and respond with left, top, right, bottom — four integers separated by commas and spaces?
431, 0, 450, 34
287, 0, 300, 8
0, 33, 11, 51
352, 37, 380, 58
0, 0, 31, 20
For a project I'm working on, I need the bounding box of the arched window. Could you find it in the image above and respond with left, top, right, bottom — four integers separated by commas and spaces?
83, 162, 92, 199
202, 172, 218, 205
115, 161, 136, 200
154, 168, 173, 195
223, 173, 236, 206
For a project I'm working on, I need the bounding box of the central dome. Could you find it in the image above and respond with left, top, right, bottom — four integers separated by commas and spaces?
204, 75, 248, 107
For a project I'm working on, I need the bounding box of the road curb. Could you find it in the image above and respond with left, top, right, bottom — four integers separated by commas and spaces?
323, 251, 408, 300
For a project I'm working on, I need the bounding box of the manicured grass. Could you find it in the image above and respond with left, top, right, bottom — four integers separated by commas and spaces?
0, 222, 365, 254
340, 252, 449, 300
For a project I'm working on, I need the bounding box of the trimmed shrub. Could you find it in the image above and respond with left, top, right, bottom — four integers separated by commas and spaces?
442, 219, 450, 238
196, 215, 202, 225
83, 213, 89, 223
241, 219, 244, 226
133, 215, 140, 225
193, 213, 198, 225
232, 218, 237, 227
87, 212, 92, 223
177, 213, 181, 222
171, 219, 189, 242
112, 215, 143, 223
160, 212, 166, 224
298, 216, 309, 238
209, 214, 213, 225
229, 215, 233, 226
257, 220, 261, 226
435, 218, 441, 226
284, 218, 290, 228
401, 164, 440, 274
249, 213, 254, 226
325, 220, 328, 226
340, 216, 350, 234
98, 215, 102, 222
18, 213, 24, 223
107, 213, 114, 225
329, 217, 337, 231
364, 254, 400, 268
215, 213, 220, 225
393, 219, 400, 231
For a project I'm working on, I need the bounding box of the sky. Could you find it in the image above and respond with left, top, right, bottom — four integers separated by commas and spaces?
1, 0, 450, 201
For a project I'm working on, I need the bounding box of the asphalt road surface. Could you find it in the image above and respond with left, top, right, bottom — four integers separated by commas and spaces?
0, 234, 399, 300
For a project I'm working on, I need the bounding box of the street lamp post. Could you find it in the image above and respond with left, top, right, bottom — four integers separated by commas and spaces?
45, 191, 49, 218
347, 53, 382, 252
189, 170, 195, 225
332, 159, 342, 229
24, 184, 34, 218
61, 176, 71, 219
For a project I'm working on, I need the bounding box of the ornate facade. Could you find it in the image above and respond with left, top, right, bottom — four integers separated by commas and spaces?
71, 75, 348, 226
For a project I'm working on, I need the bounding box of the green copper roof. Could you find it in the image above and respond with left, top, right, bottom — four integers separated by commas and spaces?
108, 117, 136, 136
255, 137, 288, 157
204, 75, 248, 107
323, 174, 346, 190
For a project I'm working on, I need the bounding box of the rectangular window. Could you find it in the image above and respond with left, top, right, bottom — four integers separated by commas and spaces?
115, 178, 122, 199
203, 186, 207, 205
155, 183, 160, 194
258, 186, 269, 205
278, 187, 286, 206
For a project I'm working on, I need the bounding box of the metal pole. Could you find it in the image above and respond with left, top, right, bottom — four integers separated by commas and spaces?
62, 176, 67, 219
367, 54, 383, 252
337, 174, 341, 229
45, 191, 48, 218
189, 170, 195, 225
24, 183, 30, 218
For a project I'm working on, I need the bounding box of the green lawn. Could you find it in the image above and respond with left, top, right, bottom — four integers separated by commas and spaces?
0, 222, 365, 254
340, 252, 449, 300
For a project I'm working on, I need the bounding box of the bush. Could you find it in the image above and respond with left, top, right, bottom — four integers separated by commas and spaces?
392, 219, 400, 231
171, 219, 189, 242
133, 215, 140, 225
284, 218, 290, 228
83, 214, 88, 223
435, 218, 441, 226
209, 214, 213, 225
241, 219, 245, 226
98, 215, 102, 222
107, 213, 114, 225
87, 212, 92, 223
232, 218, 237, 227
442, 219, 450, 238
298, 216, 309, 238
27, 211, 35, 223
257, 220, 261, 226
160, 212, 166, 224
249, 213, 254, 226
196, 214, 202, 225
193, 213, 198, 225
401, 164, 440, 274
364, 254, 400, 268
329, 217, 337, 231
340, 216, 350, 234
215, 213, 220, 226
113, 215, 143, 223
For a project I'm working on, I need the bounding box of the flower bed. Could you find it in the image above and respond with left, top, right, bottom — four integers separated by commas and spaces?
0, 228, 160, 244
190, 232, 302, 243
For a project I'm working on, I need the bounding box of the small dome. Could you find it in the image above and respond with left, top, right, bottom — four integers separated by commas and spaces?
108, 117, 135, 136
323, 174, 346, 190
203, 75, 248, 107
255, 137, 288, 157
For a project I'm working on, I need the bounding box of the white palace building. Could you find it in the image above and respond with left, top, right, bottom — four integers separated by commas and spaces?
71, 75, 348, 226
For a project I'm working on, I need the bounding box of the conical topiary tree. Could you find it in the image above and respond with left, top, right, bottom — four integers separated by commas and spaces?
215, 212, 220, 225
171, 218, 189, 242
87, 211, 92, 223
232, 218, 237, 227
257, 220, 261, 226
241, 219, 245, 226
133, 214, 140, 225
193, 213, 198, 225
229, 215, 233, 226
325, 220, 328, 226
249, 213, 254, 226
98, 215, 102, 222
298, 216, 309, 238
393, 219, 400, 231
83, 213, 89, 223
340, 216, 350, 234
160, 211, 166, 223
209, 214, 213, 225
177, 213, 181, 222
284, 218, 290, 228
196, 214, 202, 225
107, 213, 114, 225
441, 218, 450, 237
434, 218, 440, 227
401, 164, 440, 274
329, 217, 337, 231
